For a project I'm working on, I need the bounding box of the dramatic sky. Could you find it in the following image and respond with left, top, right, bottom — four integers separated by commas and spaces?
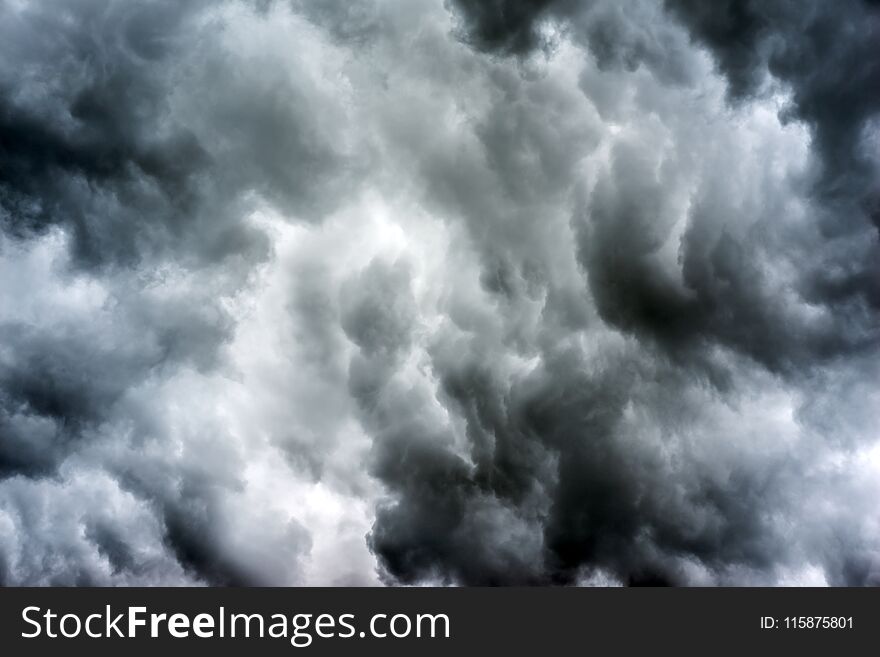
0, 0, 878, 586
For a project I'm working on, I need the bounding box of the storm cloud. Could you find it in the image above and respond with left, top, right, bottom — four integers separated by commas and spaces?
0, 0, 877, 586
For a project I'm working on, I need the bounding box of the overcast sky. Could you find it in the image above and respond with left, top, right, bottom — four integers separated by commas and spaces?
0, 0, 878, 586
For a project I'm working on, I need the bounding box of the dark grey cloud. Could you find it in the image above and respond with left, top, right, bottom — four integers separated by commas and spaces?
1, 0, 877, 588
667, 0, 880, 310
0, 0, 359, 585
446, 0, 562, 55
0, 0, 361, 272
447, 0, 880, 343
0, 0, 249, 269
353, 0, 880, 585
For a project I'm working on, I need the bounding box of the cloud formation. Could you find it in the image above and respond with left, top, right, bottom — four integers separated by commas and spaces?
0, 0, 877, 586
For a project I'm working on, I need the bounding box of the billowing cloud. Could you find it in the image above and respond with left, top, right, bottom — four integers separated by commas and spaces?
0, 0, 877, 586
